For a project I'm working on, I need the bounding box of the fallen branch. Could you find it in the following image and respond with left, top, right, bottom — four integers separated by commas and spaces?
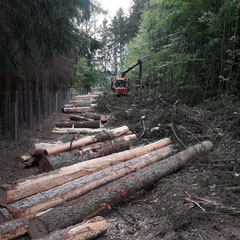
184, 196, 240, 215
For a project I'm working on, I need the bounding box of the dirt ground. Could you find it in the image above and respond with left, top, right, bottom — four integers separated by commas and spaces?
1, 92, 240, 240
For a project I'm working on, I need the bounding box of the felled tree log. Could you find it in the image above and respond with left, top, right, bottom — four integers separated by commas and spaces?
52, 128, 107, 134
81, 113, 101, 120
46, 126, 129, 155
39, 134, 137, 173
75, 94, 98, 99
0, 144, 173, 223
0, 217, 30, 240
29, 216, 107, 240
14, 155, 35, 169
0, 137, 170, 205
64, 102, 91, 108
69, 115, 92, 122
29, 142, 63, 156
63, 107, 92, 113
55, 121, 101, 129
27, 141, 213, 236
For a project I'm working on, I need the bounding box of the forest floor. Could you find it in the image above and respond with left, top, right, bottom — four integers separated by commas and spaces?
1, 91, 240, 239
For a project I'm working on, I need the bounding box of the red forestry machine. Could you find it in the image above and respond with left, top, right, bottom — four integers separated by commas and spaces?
111, 59, 142, 96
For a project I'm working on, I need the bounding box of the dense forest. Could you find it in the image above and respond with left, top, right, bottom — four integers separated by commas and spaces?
0, 0, 240, 100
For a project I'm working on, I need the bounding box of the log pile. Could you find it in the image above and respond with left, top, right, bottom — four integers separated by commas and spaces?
0, 93, 214, 240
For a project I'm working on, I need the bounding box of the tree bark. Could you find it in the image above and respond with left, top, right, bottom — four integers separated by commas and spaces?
29, 216, 107, 240
0, 217, 29, 240
69, 115, 92, 122
81, 113, 101, 120
64, 102, 91, 108
69, 99, 92, 104
46, 126, 129, 155
0, 144, 173, 223
14, 155, 35, 169
55, 121, 101, 129
39, 134, 137, 173
0, 137, 170, 205
52, 128, 107, 134
29, 142, 63, 156
63, 107, 92, 113
28, 141, 213, 236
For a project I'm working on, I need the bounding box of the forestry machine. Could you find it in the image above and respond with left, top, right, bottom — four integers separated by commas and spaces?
111, 59, 142, 96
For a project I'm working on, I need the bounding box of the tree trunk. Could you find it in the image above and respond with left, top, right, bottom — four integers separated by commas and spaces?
29, 216, 107, 240
29, 142, 63, 156
28, 141, 213, 236
69, 99, 92, 104
52, 128, 107, 134
46, 126, 129, 155
55, 121, 101, 129
64, 102, 91, 108
69, 115, 92, 122
81, 113, 101, 120
0, 145, 173, 223
14, 155, 34, 169
0, 137, 170, 205
0, 217, 29, 240
63, 107, 92, 113
39, 134, 137, 173
75, 94, 98, 99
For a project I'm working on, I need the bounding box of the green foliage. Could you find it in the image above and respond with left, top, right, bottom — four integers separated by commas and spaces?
73, 57, 104, 90
0, 0, 94, 70
125, 0, 240, 103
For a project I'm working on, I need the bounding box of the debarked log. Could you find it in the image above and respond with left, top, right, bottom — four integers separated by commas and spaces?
28, 141, 213, 237
55, 121, 101, 129
39, 134, 137, 173
0, 145, 173, 224
0, 137, 170, 205
30, 216, 107, 240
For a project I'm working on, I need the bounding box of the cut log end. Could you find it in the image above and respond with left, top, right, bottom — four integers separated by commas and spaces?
14, 157, 27, 169
28, 218, 49, 239
38, 157, 53, 174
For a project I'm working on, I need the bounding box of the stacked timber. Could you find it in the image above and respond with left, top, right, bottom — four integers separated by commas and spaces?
0, 94, 214, 240
0, 140, 213, 239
